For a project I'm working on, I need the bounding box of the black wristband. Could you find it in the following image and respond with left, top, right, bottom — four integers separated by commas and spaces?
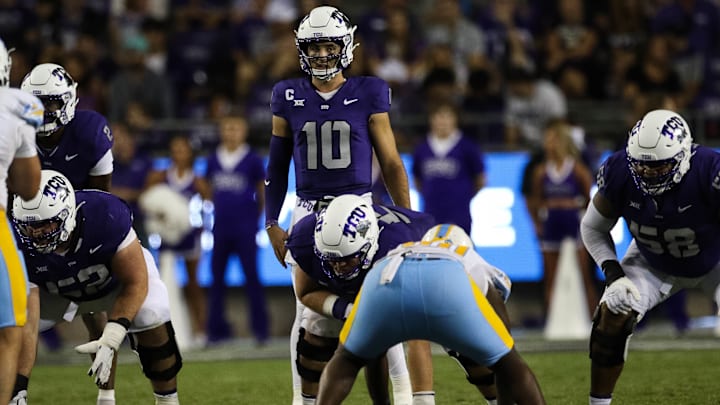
601, 260, 625, 285
109, 317, 131, 330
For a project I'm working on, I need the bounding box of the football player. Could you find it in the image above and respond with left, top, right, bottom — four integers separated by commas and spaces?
286, 195, 434, 404
315, 224, 546, 405
581, 109, 720, 404
14, 62, 117, 405
263, 6, 414, 404
0, 37, 43, 405
11, 170, 182, 405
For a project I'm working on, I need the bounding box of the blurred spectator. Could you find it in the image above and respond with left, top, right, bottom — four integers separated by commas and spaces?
651, 0, 720, 57
623, 34, 683, 111
55, 0, 110, 51
423, 0, 487, 85
504, 64, 567, 149
141, 18, 170, 75
167, 1, 232, 117
205, 115, 269, 345
543, 0, 602, 99
0, 0, 36, 50
110, 122, 153, 246
603, 0, 648, 99
475, 0, 536, 73
462, 68, 505, 146
365, 6, 426, 87
108, 33, 175, 125
412, 102, 486, 233
144, 134, 212, 347
526, 119, 597, 318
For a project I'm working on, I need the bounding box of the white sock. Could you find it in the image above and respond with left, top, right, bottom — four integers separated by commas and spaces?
154, 391, 179, 405
412, 391, 435, 405
387, 343, 412, 405
301, 393, 316, 405
486, 399, 498, 405
589, 394, 612, 405
291, 267, 306, 405
97, 389, 115, 405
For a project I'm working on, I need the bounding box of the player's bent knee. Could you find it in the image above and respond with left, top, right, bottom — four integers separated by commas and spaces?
130, 321, 183, 381
445, 349, 494, 386
295, 327, 338, 382
589, 306, 637, 367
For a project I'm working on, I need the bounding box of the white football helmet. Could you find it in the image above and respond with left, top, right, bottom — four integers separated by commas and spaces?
0, 38, 11, 87
421, 224, 474, 247
295, 6, 358, 81
13, 170, 77, 254
626, 109, 693, 195
314, 194, 379, 280
21, 63, 78, 136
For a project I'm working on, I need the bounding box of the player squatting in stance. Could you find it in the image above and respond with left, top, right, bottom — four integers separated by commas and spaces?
11, 170, 182, 405
0, 36, 43, 405
13, 62, 117, 405
314, 223, 546, 405
264, 6, 414, 404
581, 109, 720, 404
285, 195, 435, 404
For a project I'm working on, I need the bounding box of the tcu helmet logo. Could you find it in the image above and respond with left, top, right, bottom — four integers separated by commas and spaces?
343, 206, 370, 238
43, 175, 71, 202
660, 116, 686, 142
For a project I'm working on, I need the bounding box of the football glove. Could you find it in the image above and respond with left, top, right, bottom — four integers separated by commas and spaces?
75, 319, 129, 386
604, 277, 641, 315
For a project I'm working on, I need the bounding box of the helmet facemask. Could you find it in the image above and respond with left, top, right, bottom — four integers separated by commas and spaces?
626, 110, 692, 196
12, 170, 77, 255
314, 195, 379, 281
295, 6, 358, 81
21, 63, 78, 137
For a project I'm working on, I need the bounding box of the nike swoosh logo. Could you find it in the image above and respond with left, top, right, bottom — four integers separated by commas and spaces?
343, 98, 359, 105
89, 244, 103, 254
678, 204, 692, 213
65, 154, 79, 161
264, 179, 271, 186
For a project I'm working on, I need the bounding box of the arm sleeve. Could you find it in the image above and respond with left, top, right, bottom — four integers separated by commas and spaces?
264, 135, 293, 222
580, 199, 619, 266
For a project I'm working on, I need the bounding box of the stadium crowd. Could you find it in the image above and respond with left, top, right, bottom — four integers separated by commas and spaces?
2, 0, 720, 152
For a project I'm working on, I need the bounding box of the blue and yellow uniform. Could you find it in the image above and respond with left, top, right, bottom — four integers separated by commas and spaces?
340, 241, 514, 366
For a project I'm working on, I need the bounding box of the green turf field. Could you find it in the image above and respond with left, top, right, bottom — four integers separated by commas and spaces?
25, 348, 720, 404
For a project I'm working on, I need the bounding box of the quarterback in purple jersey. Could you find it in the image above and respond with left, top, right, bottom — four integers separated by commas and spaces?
581, 110, 720, 405
263, 6, 412, 403
285, 195, 434, 403
412, 103, 486, 233
11, 171, 182, 404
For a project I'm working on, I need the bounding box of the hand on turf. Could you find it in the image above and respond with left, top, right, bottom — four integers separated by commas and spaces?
75, 321, 127, 386
604, 277, 640, 315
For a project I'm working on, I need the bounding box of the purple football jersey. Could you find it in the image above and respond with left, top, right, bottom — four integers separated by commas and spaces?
37, 110, 113, 189
598, 145, 720, 277
206, 147, 265, 234
286, 205, 435, 299
412, 135, 485, 232
270, 76, 391, 200
22, 191, 134, 301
